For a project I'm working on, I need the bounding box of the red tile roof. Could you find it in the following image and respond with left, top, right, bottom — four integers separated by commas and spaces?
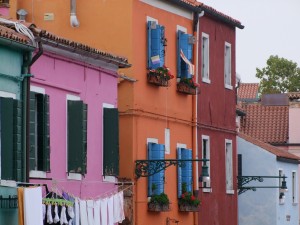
287, 92, 300, 100
239, 103, 288, 144
238, 83, 259, 100
0, 24, 31, 45
239, 132, 300, 161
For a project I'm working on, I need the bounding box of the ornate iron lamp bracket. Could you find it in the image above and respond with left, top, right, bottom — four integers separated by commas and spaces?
135, 159, 208, 179
237, 175, 287, 195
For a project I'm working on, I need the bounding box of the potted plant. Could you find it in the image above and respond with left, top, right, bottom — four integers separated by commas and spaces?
148, 184, 170, 212
178, 183, 200, 212
147, 65, 174, 87
177, 77, 199, 95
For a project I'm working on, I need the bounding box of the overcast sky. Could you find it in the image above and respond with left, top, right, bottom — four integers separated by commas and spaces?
200, 0, 300, 83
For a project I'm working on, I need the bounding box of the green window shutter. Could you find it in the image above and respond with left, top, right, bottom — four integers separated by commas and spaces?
103, 108, 119, 176
36, 94, 50, 172
67, 100, 87, 174
13, 99, 23, 181
1, 97, 14, 180
29, 92, 36, 171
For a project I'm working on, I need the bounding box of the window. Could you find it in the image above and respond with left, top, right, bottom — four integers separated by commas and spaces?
177, 147, 192, 197
225, 139, 234, 193
202, 135, 211, 192
29, 91, 50, 175
224, 42, 232, 89
292, 171, 297, 204
67, 98, 87, 176
148, 142, 165, 196
165, 128, 170, 154
279, 169, 284, 204
177, 30, 194, 79
0, 95, 22, 181
201, 33, 210, 83
103, 106, 119, 177
147, 20, 165, 69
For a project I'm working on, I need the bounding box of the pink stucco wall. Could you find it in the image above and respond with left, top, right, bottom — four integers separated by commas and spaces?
30, 52, 118, 199
0, 8, 9, 17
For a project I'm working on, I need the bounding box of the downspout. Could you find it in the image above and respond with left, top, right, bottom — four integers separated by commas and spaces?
70, 0, 80, 28
193, 9, 204, 225
24, 40, 43, 182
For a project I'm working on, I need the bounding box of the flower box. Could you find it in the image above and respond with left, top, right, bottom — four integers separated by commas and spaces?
148, 202, 170, 212
178, 204, 199, 212
177, 82, 198, 95
147, 73, 169, 87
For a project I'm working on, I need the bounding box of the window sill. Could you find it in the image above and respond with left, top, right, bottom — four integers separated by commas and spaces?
103, 176, 117, 183
67, 173, 82, 181
225, 84, 233, 90
292, 202, 298, 206
30, 170, 47, 179
226, 190, 235, 194
0, 180, 17, 187
202, 78, 211, 84
202, 188, 212, 193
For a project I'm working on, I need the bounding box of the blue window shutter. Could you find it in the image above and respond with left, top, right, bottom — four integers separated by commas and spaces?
182, 148, 192, 192
177, 148, 182, 198
148, 142, 165, 196
147, 21, 165, 69
178, 31, 193, 79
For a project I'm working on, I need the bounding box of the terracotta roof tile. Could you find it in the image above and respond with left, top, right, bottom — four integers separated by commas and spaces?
287, 92, 300, 100
0, 24, 31, 45
238, 83, 259, 100
239, 132, 300, 161
239, 103, 288, 144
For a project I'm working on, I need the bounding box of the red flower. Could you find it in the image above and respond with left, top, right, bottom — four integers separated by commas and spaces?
181, 194, 185, 198
191, 195, 195, 201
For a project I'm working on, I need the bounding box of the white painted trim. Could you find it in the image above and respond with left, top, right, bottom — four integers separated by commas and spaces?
203, 188, 212, 193
103, 176, 117, 183
141, 0, 193, 20
0, 180, 17, 187
225, 84, 233, 90
224, 42, 232, 88
226, 190, 235, 195
202, 78, 211, 84
225, 139, 234, 193
176, 25, 187, 33
67, 173, 82, 181
146, 16, 158, 23
165, 128, 170, 155
30, 86, 45, 94
0, 91, 16, 99
29, 170, 47, 179
201, 135, 211, 192
201, 33, 210, 83
177, 143, 187, 149
147, 138, 158, 144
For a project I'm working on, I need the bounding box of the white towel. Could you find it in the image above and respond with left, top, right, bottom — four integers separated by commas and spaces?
79, 200, 88, 225
113, 191, 125, 223
93, 200, 101, 225
87, 200, 94, 225
23, 187, 43, 225
100, 198, 108, 225
107, 196, 114, 225
47, 204, 53, 224
74, 198, 80, 225
119, 191, 125, 222
54, 204, 60, 223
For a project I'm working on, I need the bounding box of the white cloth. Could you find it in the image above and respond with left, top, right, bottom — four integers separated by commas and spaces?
100, 198, 108, 225
119, 191, 125, 222
107, 196, 114, 225
87, 200, 94, 225
180, 49, 195, 75
113, 191, 125, 223
47, 204, 53, 224
60, 205, 68, 225
23, 187, 43, 225
54, 204, 60, 223
42, 204, 46, 221
74, 198, 80, 225
94, 200, 101, 225
79, 200, 88, 225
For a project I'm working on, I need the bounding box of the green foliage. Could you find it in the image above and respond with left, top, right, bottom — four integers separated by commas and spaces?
256, 55, 300, 95
150, 193, 170, 206
179, 183, 200, 206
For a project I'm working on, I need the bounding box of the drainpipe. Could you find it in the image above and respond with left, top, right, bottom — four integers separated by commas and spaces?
24, 39, 43, 182
70, 0, 80, 28
193, 9, 204, 225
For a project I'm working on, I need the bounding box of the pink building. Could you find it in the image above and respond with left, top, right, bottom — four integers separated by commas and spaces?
29, 28, 130, 198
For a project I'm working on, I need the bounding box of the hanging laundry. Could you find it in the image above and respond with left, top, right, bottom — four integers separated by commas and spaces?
47, 204, 53, 224
74, 198, 80, 225
113, 191, 125, 223
60, 205, 68, 224
100, 198, 108, 225
79, 200, 88, 225
86, 200, 94, 225
23, 187, 43, 225
54, 204, 60, 223
107, 196, 114, 225
93, 200, 101, 225
42, 204, 46, 221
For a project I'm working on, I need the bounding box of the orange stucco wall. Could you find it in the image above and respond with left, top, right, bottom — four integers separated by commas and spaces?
13, 0, 198, 224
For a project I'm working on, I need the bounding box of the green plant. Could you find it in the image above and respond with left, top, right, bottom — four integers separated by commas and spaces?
148, 65, 174, 80
179, 183, 200, 207
150, 193, 170, 206
179, 77, 199, 88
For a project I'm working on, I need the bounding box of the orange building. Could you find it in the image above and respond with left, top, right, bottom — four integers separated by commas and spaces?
11, 0, 206, 224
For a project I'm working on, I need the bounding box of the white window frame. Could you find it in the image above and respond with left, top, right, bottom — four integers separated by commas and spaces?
165, 128, 170, 154
225, 139, 234, 194
102, 103, 117, 183
224, 42, 232, 90
29, 86, 47, 179
66, 94, 82, 181
0, 91, 16, 183
279, 169, 284, 205
202, 135, 211, 193
202, 33, 210, 84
